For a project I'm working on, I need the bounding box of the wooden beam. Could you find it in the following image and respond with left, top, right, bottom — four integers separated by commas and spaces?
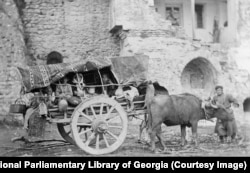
191, 0, 196, 39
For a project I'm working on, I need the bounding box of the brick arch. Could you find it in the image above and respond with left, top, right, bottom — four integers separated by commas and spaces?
181, 57, 217, 90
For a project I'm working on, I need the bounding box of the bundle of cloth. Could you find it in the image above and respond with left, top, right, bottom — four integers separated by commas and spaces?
114, 85, 139, 111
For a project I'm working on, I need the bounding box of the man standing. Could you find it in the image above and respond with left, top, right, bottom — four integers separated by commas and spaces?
212, 85, 239, 143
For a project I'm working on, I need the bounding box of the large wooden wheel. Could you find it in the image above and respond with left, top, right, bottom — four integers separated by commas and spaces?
71, 96, 128, 155
57, 123, 75, 145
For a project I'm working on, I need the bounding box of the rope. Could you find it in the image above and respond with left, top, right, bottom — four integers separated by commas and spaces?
55, 83, 132, 88
131, 115, 145, 121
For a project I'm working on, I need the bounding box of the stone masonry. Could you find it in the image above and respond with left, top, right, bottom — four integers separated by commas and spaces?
22, 0, 120, 63
111, 0, 243, 99
0, 0, 27, 117
0, 0, 120, 117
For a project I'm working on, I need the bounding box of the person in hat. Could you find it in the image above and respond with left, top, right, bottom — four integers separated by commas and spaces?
212, 85, 239, 143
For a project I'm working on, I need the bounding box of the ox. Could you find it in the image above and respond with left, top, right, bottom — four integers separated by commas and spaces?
145, 83, 231, 152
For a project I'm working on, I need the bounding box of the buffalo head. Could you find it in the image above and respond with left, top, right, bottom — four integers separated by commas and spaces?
204, 101, 234, 121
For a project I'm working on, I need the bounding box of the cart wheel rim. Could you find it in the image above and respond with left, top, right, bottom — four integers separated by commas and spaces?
57, 123, 75, 145
71, 97, 128, 155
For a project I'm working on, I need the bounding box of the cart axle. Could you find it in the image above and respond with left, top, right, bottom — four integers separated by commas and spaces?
92, 118, 108, 134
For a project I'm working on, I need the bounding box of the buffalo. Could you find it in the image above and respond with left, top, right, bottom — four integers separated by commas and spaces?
144, 83, 232, 152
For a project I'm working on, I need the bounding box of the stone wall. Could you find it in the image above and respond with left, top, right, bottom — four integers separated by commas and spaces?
232, 0, 250, 72
238, 0, 250, 42
0, 0, 26, 117
0, 0, 121, 117
112, 0, 229, 97
121, 35, 233, 98
22, 0, 120, 64
227, 0, 250, 104
112, 0, 250, 128
111, 0, 171, 30
227, 0, 250, 132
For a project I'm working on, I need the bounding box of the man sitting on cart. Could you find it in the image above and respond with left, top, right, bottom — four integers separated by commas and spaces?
56, 77, 81, 106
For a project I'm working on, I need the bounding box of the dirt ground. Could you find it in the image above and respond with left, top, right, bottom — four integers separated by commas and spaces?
0, 118, 250, 157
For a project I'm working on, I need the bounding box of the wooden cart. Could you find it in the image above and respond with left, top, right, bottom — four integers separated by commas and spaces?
15, 55, 149, 155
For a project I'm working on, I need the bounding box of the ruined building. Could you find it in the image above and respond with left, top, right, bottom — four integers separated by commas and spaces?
0, 0, 250, 118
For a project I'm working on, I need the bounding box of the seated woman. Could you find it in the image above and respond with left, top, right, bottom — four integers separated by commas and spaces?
102, 73, 116, 96
56, 77, 81, 106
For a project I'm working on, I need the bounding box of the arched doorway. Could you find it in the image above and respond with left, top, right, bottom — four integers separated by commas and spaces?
243, 97, 250, 112
46, 51, 63, 65
181, 57, 217, 90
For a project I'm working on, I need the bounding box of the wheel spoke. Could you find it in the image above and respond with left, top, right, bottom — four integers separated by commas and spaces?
107, 115, 120, 123
78, 127, 82, 133
90, 106, 97, 118
96, 134, 100, 150
66, 130, 71, 135
105, 104, 116, 120
108, 125, 123, 129
99, 103, 104, 116
78, 111, 93, 122
77, 123, 92, 127
106, 130, 119, 140
79, 128, 92, 136
85, 132, 96, 146
103, 134, 110, 147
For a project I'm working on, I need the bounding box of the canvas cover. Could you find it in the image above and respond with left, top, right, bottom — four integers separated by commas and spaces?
16, 58, 111, 92
110, 54, 149, 86
16, 55, 149, 92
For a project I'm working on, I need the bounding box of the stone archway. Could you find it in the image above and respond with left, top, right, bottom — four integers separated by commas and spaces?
243, 97, 250, 112
181, 57, 217, 90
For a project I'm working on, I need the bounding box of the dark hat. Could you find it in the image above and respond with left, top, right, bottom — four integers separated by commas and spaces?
215, 85, 223, 90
